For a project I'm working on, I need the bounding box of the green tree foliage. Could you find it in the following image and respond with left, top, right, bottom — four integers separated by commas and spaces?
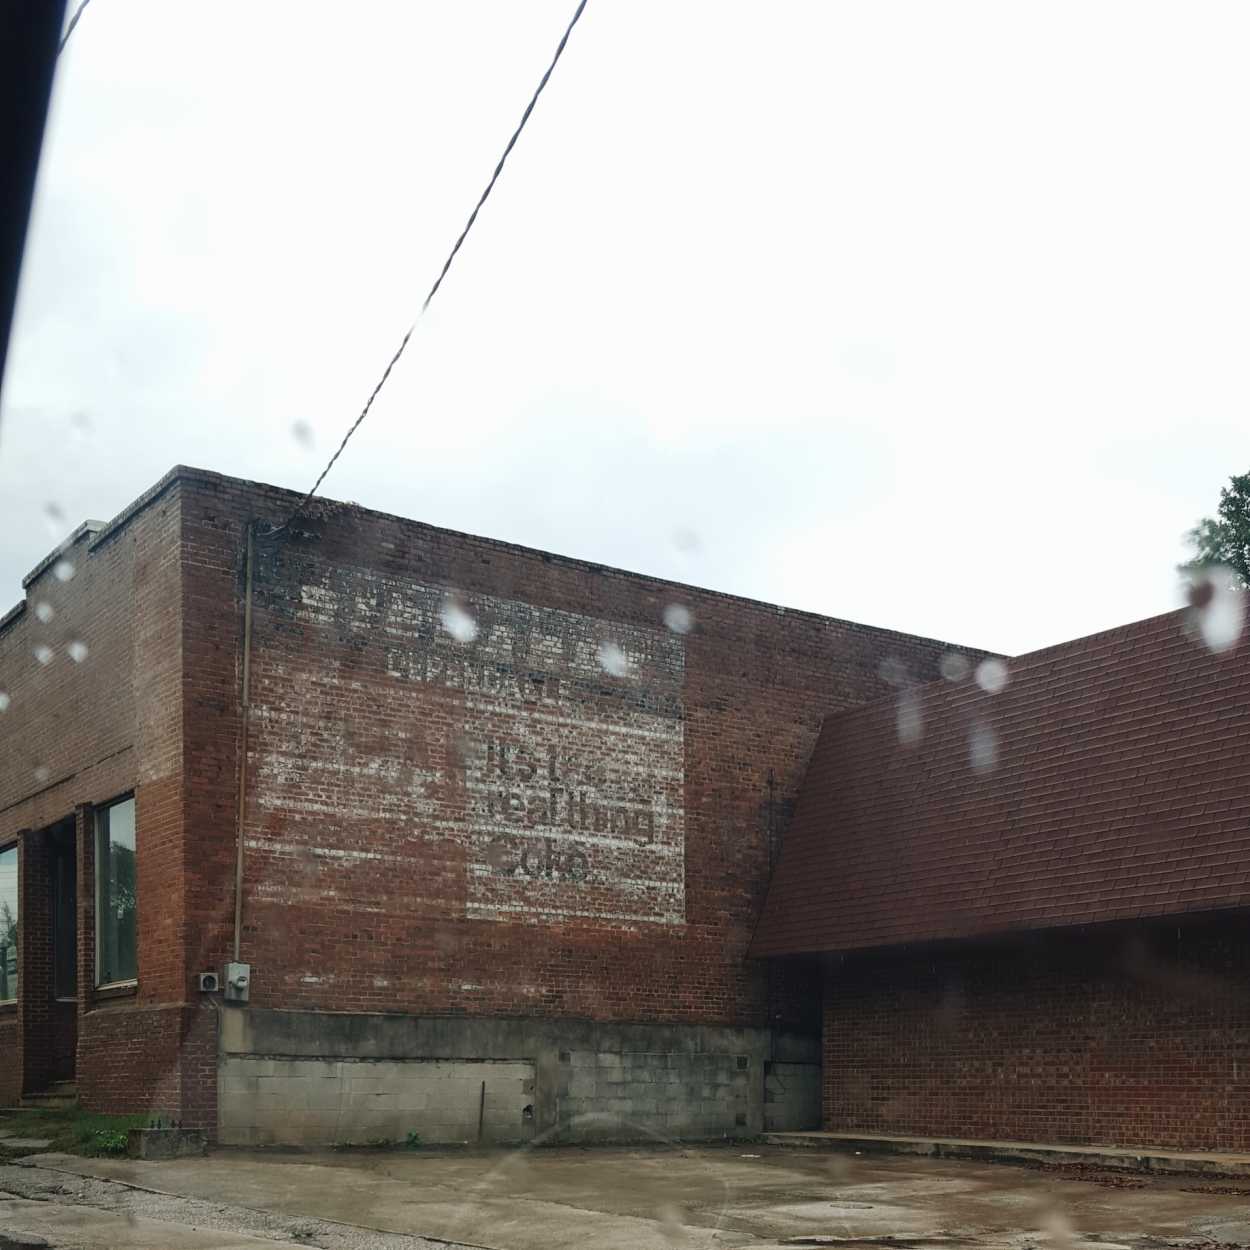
1182, 471, 1250, 587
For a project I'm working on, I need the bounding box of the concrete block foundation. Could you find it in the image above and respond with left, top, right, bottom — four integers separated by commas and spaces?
219, 1007, 820, 1147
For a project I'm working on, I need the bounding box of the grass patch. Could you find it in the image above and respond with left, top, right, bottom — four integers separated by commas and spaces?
0, 1106, 148, 1157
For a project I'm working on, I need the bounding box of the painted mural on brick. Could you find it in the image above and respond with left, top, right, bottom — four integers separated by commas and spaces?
265, 571, 686, 926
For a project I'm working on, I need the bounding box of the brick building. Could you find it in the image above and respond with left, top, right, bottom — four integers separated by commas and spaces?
0, 465, 972, 1145
752, 602, 1250, 1151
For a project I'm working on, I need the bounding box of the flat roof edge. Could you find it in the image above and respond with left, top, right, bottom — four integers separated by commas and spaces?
172, 464, 991, 653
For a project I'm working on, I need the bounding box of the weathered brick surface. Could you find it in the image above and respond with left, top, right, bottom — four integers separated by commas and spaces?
77, 1001, 186, 1119
17, 827, 51, 1094
0, 482, 186, 1114
823, 919, 1250, 1150
2, 465, 974, 1130
753, 603, 1250, 957
175, 468, 965, 1029
0, 1016, 15, 1103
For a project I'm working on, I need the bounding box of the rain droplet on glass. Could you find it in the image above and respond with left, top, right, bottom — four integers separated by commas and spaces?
878, 655, 909, 687
597, 641, 630, 677
291, 420, 315, 450
897, 689, 923, 745
33, 644, 53, 666
43, 501, 66, 535
34, 601, 54, 623
663, 603, 694, 635
0, 691, 10, 713
1185, 566, 1244, 654
439, 597, 478, 643
975, 657, 1009, 694
1037, 1206, 1076, 1248
68, 640, 89, 663
671, 526, 700, 554
53, 559, 76, 582
655, 1203, 687, 1246
939, 652, 971, 682
33, 765, 50, 784
970, 722, 997, 775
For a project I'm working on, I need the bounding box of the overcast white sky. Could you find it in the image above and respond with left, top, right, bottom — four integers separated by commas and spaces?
1, 0, 1247, 656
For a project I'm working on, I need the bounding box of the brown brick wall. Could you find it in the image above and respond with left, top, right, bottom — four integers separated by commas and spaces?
176, 469, 965, 1031
2, 464, 976, 1129
17, 827, 51, 1095
755, 603, 1250, 958
0, 481, 190, 1115
75, 1001, 189, 1121
0, 1015, 16, 1104
823, 919, 1250, 1151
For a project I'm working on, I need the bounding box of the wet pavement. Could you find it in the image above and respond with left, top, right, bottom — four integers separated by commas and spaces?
8, 1142, 1250, 1248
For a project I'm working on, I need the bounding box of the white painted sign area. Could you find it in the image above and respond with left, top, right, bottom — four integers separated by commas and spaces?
282, 575, 687, 927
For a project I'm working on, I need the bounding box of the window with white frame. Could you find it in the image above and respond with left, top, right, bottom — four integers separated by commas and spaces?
96, 797, 136, 986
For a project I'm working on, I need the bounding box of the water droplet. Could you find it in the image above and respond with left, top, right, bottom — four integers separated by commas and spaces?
33, 765, 50, 784
970, 722, 997, 774
939, 652, 971, 682
0, 691, 9, 713
34, 601, 54, 623
68, 640, 89, 663
71, 411, 92, 435
671, 526, 700, 554
1037, 1206, 1076, 1249
655, 1203, 687, 1246
975, 657, 1009, 694
33, 644, 53, 666
1185, 566, 1244, 654
825, 1153, 852, 1182
43, 501, 65, 535
597, 641, 630, 677
896, 689, 923, 745
53, 559, 76, 582
878, 655, 909, 687
663, 603, 694, 634
291, 419, 315, 450
439, 597, 478, 643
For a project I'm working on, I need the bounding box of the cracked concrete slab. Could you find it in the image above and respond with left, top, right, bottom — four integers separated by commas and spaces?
0, 1164, 468, 1250
16, 1143, 1250, 1250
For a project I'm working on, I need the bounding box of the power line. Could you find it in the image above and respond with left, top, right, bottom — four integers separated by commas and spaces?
59, 0, 93, 54
272, 0, 591, 535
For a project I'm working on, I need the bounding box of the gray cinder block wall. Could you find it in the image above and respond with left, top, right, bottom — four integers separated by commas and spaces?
218, 1008, 819, 1147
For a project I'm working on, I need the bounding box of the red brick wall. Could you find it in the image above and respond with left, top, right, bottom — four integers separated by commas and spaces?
0, 479, 188, 1114
756, 603, 1250, 958
1, 463, 979, 1130
823, 919, 1250, 1150
0, 1015, 16, 1104
177, 469, 968, 1031
17, 828, 52, 1095
75, 1001, 187, 1120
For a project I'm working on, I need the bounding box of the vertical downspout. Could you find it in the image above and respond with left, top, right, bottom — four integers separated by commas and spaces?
232, 523, 255, 963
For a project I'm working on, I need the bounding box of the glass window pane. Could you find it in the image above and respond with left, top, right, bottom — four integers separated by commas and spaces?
0, 844, 17, 1003
97, 798, 136, 985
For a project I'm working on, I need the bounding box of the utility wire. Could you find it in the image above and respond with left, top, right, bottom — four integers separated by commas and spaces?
272, 0, 591, 535
59, 0, 93, 54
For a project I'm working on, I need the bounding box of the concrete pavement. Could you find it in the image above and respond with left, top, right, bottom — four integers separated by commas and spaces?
12, 1141, 1250, 1249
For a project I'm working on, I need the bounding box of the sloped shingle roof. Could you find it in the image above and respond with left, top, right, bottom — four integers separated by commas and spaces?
751, 601, 1250, 957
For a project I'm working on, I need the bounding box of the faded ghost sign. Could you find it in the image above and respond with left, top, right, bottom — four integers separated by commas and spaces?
285, 574, 686, 927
